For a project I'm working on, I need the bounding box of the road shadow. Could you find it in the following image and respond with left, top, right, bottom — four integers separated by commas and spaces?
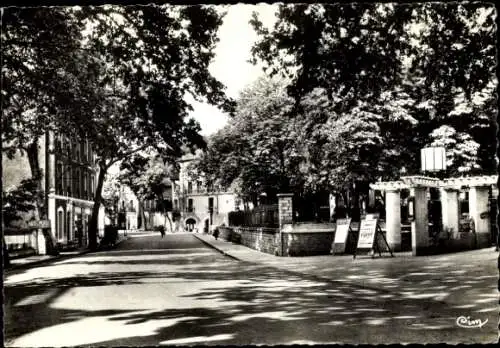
4, 237, 497, 346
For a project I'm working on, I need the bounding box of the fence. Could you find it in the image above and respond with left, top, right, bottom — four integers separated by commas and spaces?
228, 204, 279, 228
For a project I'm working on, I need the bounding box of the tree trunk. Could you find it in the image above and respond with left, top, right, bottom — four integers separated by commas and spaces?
27, 141, 57, 254
139, 200, 147, 230
159, 195, 173, 232
3, 236, 10, 268
88, 163, 106, 250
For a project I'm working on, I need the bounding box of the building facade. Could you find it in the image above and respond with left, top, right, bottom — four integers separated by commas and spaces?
115, 183, 174, 231
3, 130, 105, 254
172, 153, 242, 233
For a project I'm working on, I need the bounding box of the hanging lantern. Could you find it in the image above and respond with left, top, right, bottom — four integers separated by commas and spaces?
421, 147, 446, 172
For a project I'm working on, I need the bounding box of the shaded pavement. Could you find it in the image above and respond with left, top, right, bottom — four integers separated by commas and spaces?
4, 233, 498, 346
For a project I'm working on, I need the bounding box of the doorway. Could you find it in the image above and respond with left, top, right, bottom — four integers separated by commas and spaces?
204, 218, 209, 234
185, 218, 196, 232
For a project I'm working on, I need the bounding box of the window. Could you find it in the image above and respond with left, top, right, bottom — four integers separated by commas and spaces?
76, 142, 80, 161
75, 169, 80, 198
197, 180, 203, 193
82, 139, 87, 162
187, 181, 193, 194
56, 136, 62, 153
174, 199, 178, 210
56, 162, 63, 194
188, 198, 193, 212
66, 211, 71, 240
66, 166, 72, 195
90, 174, 94, 197
57, 210, 64, 240
83, 172, 88, 199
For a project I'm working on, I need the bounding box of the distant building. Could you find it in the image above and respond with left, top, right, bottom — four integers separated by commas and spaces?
2, 130, 105, 254
116, 185, 139, 230
116, 183, 174, 231
172, 152, 243, 233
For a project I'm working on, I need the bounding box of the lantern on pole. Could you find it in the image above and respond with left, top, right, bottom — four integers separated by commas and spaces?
421, 147, 446, 173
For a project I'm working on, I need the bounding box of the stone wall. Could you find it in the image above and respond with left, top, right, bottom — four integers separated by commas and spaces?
218, 226, 280, 255
282, 223, 335, 256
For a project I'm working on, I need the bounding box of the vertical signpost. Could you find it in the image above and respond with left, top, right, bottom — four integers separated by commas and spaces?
331, 218, 352, 255
354, 216, 394, 259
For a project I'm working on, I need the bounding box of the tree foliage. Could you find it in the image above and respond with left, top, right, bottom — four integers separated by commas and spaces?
250, 2, 496, 183
2, 5, 234, 248
195, 3, 496, 212
2, 177, 44, 226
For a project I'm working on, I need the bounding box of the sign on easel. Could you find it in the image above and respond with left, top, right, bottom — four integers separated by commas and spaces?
331, 218, 351, 255
354, 217, 394, 259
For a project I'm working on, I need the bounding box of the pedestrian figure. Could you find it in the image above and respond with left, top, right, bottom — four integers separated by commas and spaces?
159, 225, 165, 238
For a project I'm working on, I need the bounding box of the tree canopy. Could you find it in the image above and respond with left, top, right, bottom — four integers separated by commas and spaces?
2, 5, 234, 248
250, 2, 496, 181
194, 3, 496, 210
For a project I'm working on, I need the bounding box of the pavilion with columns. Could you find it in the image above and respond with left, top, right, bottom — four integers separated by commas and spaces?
370, 175, 498, 256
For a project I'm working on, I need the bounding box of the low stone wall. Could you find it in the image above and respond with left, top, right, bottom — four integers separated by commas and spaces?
282, 223, 335, 256
218, 226, 280, 255
218, 226, 233, 242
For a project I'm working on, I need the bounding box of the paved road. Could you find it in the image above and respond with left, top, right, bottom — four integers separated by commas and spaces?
4, 233, 497, 346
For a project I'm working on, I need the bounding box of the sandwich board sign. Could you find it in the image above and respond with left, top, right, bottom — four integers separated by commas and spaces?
353, 217, 393, 259
331, 218, 351, 255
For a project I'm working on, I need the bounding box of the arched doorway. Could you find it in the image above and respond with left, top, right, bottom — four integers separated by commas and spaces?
185, 218, 196, 232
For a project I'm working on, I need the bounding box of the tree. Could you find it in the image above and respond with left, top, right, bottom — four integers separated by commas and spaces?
427, 125, 481, 176
101, 172, 121, 225
2, 7, 87, 253
251, 2, 496, 181
118, 153, 176, 231
193, 76, 304, 206
3, 5, 235, 250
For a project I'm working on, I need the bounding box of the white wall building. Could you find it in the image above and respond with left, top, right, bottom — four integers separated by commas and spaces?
172, 152, 243, 233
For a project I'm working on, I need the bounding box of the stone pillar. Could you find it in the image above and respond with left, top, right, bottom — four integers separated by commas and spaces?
469, 186, 490, 235
385, 189, 401, 251
277, 193, 294, 256
411, 186, 429, 256
440, 188, 459, 238
36, 229, 47, 255
368, 189, 376, 210
278, 193, 294, 227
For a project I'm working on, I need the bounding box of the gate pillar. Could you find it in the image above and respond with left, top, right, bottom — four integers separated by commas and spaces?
385, 189, 401, 251
411, 186, 429, 256
440, 188, 459, 239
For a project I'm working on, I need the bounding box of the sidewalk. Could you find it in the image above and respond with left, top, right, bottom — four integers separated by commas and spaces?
6, 233, 130, 271
193, 232, 499, 293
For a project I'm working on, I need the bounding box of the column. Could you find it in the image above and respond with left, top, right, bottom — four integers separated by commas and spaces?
385, 189, 401, 251
469, 185, 490, 238
277, 193, 294, 256
440, 188, 459, 239
411, 186, 429, 256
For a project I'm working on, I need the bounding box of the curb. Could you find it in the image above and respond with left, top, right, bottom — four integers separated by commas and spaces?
5, 236, 131, 273
193, 234, 240, 261
5, 249, 93, 272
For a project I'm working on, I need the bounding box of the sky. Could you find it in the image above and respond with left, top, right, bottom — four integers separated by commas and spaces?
188, 4, 278, 136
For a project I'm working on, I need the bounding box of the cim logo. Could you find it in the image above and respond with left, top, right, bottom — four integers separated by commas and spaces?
456, 316, 488, 328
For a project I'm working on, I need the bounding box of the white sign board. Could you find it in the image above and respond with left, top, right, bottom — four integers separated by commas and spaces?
28, 219, 51, 229
357, 218, 378, 249
334, 219, 351, 244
